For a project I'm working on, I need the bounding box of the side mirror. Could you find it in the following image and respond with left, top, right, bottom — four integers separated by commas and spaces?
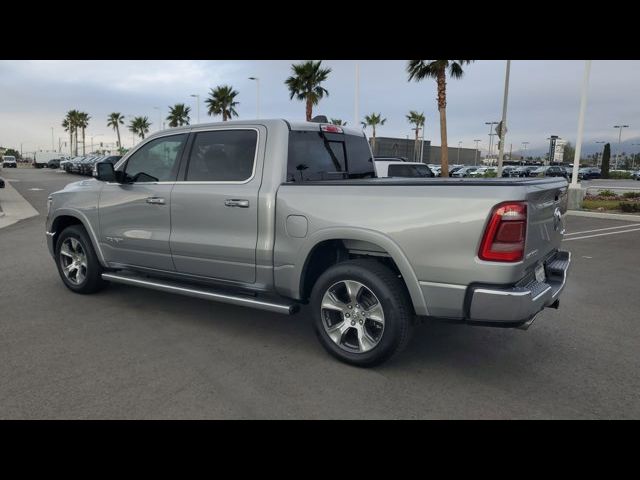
94, 161, 116, 182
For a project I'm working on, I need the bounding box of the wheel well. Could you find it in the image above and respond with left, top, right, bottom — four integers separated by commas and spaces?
51, 215, 83, 248
300, 239, 404, 302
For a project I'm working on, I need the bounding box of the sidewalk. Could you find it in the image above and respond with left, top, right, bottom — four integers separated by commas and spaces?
0, 179, 39, 229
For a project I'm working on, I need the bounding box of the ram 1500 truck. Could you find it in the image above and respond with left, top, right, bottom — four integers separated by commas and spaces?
45, 119, 571, 366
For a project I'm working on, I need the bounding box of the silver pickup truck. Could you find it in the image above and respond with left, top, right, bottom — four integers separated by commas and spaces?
46, 119, 570, 366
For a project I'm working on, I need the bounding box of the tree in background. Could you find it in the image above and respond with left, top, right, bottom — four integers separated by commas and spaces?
330, 119, 347, 126
563, 142, 575, 164
3, 148, 21, 159
167, 104, 191, 127
107, 113, 125, 148
62, 116, 74, 156
77, 112, 90, 155
129, 116, 151, 139
361, 113, 386, 154
206, 85, 239, 121
406, 110, 425, 161
407, 60, 474, 176
601, 143, 611, 178
285, 60, 331, 121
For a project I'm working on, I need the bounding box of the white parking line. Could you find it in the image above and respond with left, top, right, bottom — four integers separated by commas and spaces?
565, 223, 640, 236
564, 227, 640, 241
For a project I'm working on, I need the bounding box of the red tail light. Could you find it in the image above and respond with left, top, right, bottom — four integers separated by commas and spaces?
479, 202, 527, 262
320, 124, 343, 134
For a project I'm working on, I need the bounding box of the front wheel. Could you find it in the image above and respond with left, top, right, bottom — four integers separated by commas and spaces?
310, 259, 414, 367
55, 225, 105, 294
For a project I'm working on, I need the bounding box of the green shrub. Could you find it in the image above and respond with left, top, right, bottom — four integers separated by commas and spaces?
622, 191, 640, 199
619, 202, 640, 213
609, 171, 632, 179
482, 171, 498, 178
598, 189, 618, 197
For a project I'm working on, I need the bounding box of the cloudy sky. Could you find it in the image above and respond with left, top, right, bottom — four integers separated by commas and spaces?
1, 60, 639, 157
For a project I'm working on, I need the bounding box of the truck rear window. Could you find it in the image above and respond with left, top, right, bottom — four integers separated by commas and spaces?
286, 130, 375, 182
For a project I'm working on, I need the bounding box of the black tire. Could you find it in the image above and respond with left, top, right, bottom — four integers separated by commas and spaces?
55, 225, 105, 294
310, 259, 414, 367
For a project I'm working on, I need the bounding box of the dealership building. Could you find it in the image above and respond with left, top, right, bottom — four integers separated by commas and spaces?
372, 136, 481, 165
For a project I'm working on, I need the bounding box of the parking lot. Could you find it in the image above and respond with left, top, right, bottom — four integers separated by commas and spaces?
1, 167, 639, 419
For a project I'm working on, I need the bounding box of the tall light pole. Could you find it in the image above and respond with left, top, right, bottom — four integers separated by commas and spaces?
613, 124, 629, 170
457, 141, 462, 164
485, 121, 498, 162
190, 94, 200, 124
354, 62, 360, 128
497, 60, 511, 177
91, 134, 103, 153
153, 106, 162, 131
570, 60, 592, 189
521, 142, 529, 163
51, 127, 55, 151
473, 139, 481, 166
248, 77, 260, 119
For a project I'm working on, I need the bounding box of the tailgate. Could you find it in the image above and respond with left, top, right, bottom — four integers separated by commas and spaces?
524, 179, 568, 270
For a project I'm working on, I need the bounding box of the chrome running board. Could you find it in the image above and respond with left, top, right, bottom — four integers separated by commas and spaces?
102, 272, 299, 315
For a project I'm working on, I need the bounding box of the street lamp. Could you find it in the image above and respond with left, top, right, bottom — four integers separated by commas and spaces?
51, 127, 55, 151
457, 141, 462, 164
91, 134, 103, 153
594, 141, 605, 167
631, 143, 640, 169
153, 107, 162, 131
485, 121, 498, 162
190, 94, 200, 124
473, 139, 481, 166
248, 77, 260, 119
521, 142, 529, 163
613, 125, 629, 170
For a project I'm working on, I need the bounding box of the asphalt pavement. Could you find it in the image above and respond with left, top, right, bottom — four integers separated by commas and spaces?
0, 168, 639, 419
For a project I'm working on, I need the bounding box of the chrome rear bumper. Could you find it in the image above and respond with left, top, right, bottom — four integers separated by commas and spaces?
467, 250, 571, 327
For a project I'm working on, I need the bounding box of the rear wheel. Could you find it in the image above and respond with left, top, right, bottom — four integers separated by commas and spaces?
310, 259, 414, 367
55, 225, 105, 294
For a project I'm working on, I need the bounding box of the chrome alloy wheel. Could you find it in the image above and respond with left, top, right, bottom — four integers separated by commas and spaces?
320, 280, 385, 353
59, 237, 88, 285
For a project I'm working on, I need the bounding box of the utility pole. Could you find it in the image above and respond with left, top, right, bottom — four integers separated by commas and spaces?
613, 124, 629, 170
521, 142, 529, 163
485, 121, 498, 163
570, 60, 592, 202
354, 62, 360, 128
473, 139, 481, 166
497, 60, 511, 176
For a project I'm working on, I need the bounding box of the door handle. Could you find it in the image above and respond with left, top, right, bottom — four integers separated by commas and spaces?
224, 199, 250, 208
146, 197, 166, 205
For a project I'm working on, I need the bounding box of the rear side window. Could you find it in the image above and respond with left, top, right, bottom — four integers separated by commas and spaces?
286, 130, 375, 182
387, 164, 434, 178
186, 129, 257, 182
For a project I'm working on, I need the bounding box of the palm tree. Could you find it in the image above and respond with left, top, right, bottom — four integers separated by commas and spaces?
406, 111, 425, 161
205, 85, 239, 121
285, 60, 332, 121
361, 113, 386, 153
62, 116, 73, 156
167, 103, 191, 127
66, 109, 81, 156
77, 112, 90, 155
129, 116, 151, 139
107, 113, 125, 148
407, 60, 474, 176
330, 118, 347, 126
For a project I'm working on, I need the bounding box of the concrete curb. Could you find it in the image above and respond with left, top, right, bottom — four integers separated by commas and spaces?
0, 180, 39, 229
567, 210, 640, 221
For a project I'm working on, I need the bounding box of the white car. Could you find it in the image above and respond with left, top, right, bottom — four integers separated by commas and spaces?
451, 166, 479, 178
2, 155, 18, 168
375, 160, 434, 178
470, 166, 497, 177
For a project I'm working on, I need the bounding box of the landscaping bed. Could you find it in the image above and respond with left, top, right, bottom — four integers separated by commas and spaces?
583, 190, 640, 213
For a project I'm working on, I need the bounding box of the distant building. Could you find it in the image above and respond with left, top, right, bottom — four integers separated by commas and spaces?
372, 136, 480, 165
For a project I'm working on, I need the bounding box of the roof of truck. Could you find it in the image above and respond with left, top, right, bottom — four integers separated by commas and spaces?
144, 119, 365, 139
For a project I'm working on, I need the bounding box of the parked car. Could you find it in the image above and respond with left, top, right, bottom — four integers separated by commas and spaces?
80, 156, 105, 175
578, 167, 601, 180
375, 160, 433, 178
451, 166, 478, 177
500, 166, 517, 177
631, 170, 640, 180
2, 155, 18, 168
48, 158, 63, 169
470, 166, 498, 177
530, 166, 568, 179
46, 119, 571, 366
511, 166, 539, 178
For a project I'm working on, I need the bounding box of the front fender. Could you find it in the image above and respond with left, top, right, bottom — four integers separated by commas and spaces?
49, 208, 107, 267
